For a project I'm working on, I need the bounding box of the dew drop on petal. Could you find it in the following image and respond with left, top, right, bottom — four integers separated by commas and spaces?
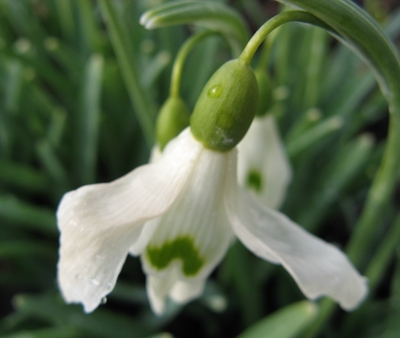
90, 278, 100, 286
101, 297, 107, 304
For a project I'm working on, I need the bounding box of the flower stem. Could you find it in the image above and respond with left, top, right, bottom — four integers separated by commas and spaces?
255, 25, 281, 72
239, 11, 329, 66
365, 212, 400, 292
170, 30, 220, 98
278, 1, 400, 337
278, 1, 400, 267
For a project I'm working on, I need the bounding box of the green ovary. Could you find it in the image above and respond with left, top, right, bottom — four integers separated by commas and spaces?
247, 170, 263, 192
146, 236, 204, 276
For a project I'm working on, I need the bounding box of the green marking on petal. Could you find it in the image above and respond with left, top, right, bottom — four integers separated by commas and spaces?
247, 170, 263, 192
146, 236, 204, 276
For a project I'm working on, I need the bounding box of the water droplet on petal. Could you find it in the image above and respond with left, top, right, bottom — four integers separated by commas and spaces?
207, 84, 223, 98
106, 283, 112, 291
90, 278, 100, 286
101, 297, 107, 304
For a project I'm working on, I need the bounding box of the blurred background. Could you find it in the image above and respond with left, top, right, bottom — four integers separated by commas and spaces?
0, 0, 400, 337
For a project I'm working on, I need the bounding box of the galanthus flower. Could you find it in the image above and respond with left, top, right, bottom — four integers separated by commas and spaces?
57, 59, 367, 315
238, 114, 292, 209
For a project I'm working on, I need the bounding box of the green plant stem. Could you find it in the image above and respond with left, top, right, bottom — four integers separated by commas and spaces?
256, 28, 278, 71
277, 1, 400, 336
365, 213, 400, 292
239, 11, 329, 66
280, 0, 400, 266
99, 0, 156, 147
305, 212, 400, 338
170, 30, 219, 98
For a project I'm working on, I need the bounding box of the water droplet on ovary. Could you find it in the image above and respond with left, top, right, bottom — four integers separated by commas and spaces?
207, 84, 223, 98
90, 278, 100, 286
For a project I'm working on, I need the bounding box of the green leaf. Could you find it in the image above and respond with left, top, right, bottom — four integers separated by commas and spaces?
279, 0, 400, 283
0, 326, 79, 338
140, 1, 249, 57
0, 160, 49, 192
287, 115, 343, 157
99, 0, 157, 147
237, 301, 318, 338
296, 133, 375, 231
73, 54, 103, 185
11, 292, 152, 338
0, 195, 57, 235
0, 240, 55, 258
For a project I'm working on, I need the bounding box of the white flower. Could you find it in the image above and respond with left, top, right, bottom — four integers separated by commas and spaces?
57, 128, 367, 315
238, 114, 292, 209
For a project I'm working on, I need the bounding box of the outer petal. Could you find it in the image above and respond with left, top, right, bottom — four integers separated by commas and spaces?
237, 115, 292, 209
57, 128, 202, 312
141, 146, 235, 314
226, 154, 368, 310
149, 144, 162, 163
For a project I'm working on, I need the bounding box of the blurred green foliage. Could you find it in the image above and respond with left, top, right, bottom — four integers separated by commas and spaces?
0, 0, 399, 337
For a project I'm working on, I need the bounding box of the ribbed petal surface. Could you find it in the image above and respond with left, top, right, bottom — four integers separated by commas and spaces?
226, 158, 368, 310
57, 128, 202, 312
141, 145, 235, 314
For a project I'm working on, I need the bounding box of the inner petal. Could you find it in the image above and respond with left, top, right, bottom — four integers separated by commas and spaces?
141, 147, 235, 308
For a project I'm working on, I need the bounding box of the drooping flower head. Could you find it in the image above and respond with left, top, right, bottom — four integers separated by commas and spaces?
57, 59, 367, 315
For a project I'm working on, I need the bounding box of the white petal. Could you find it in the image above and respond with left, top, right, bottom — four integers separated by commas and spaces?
141, 146, 235, 312
57, 128, 202, 312
128, 219, 159, 256
238, 115, 292, 209
170, 279, 206, 304
147, 269, 206, 315
149, 144, 162, 163
225, 173, 368, 310
147, 270, 179, 315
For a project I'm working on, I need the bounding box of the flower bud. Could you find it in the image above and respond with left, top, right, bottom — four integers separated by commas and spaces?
190, 59, 258, 152
156, 97, 190, 151
254, 69, 272, 116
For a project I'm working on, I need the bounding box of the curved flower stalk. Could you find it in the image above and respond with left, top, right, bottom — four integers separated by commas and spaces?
237, 114, 292, 209
151, 31, 224, 161
57, 127, 367, 315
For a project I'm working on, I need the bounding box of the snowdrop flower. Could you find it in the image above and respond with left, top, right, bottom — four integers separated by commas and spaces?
238, 114, 292, 209
57, 59, 367, 315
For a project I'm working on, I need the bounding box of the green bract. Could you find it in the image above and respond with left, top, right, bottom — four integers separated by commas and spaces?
254, 69, 272, 116
190, 59, 258, 152
156, 97, 190, 151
